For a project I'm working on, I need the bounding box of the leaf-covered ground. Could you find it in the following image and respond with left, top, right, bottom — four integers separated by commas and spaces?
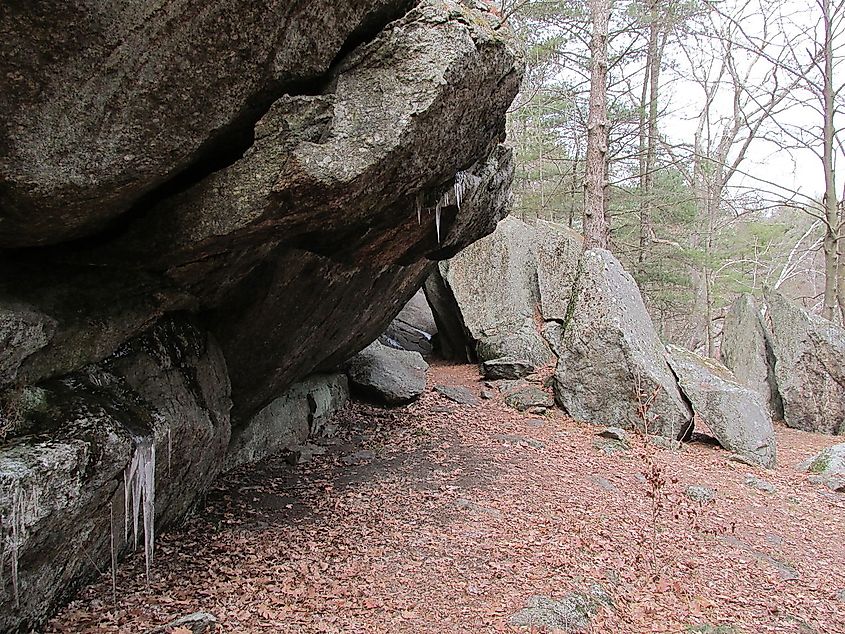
48, 363, 845, 633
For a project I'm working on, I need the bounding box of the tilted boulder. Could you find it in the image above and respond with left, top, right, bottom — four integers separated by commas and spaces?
0, 318, 231, 631
764, 288, 845, 435
553, 249, 692, 438
380, 290, 438, 356
721, 294, 783, 418
424, 217, 581, 376
666, 344, 776, 468
345, 341, 429, 405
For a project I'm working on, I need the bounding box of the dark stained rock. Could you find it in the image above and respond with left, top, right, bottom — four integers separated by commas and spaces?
1, 0, 419, 247
481, 357, 535, 380
346, 342, 428, 405
721, 294, 783, 417
0, 318, 231, 632
764, 288, 845, 435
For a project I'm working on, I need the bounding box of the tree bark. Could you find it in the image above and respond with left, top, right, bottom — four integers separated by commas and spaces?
583, 0, 612, 250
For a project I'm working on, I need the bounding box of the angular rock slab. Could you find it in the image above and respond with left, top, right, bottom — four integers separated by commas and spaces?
553, 249, 691, 438
225, 374, 349, 471
345, 341, 428, 405
667, 344, 776, 468
764, 288, 845, 434
721, 294, 782, 417
380, 289, 437, 356
425, 217, 581, 367
0, 318, 231, 632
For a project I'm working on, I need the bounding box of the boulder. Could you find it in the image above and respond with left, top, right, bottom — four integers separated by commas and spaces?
0, 318, 231, 631
345, 341, 428, 405
666, 344, 776, 468
2, 0, 420, 247
504, 386, 554, 413
802, 443, 845, 476
225, 374, 349, 471
380, 290, 438, 356
424, 217, 581, 370
721, 294, 783, 417
764, 288, 845, 434
553, 250, 692, 438
481, 357, 535, 380
434, 385, 481, 406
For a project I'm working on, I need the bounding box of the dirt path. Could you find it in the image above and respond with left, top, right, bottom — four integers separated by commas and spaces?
48, 364, 845, 633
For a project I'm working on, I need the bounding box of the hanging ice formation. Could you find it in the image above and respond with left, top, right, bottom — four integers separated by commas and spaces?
1, 481, 39, 607
123, 436, 156, 583
415, 171, 470, 243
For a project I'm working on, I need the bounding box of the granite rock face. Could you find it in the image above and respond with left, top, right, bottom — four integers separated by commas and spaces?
721, 294, 783, 418
226, 374, 349, 471
764, 288, 845, 435
667, 344, 776, 468
425, 217, 579, 374
345, 341, 429, 405
554, 250, 692, 438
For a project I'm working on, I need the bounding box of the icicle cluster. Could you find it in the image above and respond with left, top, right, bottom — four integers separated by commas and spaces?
123, 437, 156, 583
1, 480, 39, 607
415, 171, 471, 243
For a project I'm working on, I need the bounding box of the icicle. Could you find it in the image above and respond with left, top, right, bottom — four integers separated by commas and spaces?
123, 437, 156, 584
415, 193, 423, 225
110, 499, 117, 606
1, 480, 39, 607
435, 199, 442, 243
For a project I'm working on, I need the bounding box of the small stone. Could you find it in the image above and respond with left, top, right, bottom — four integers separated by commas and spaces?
503, 386, 553, 412
527, 406, 548, 415
837, 589, 845, 602
480, 388, 495, 400
434, 385, 481, 406
598, 427, 629, 443
526, 419, 545, 428
686, 485, 716, 503
727, 453, 757, 467
496, 434, 545, 450
340, 450, 376, 465
588, 475, 617, 493
744, 474, 776, 493
147, 612, 218, 634
649, 436, 683, 451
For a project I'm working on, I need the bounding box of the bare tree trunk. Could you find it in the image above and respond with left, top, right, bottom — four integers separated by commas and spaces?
639, 0, 662, 265
583, 0, 611, 250
569, 145, 579, 228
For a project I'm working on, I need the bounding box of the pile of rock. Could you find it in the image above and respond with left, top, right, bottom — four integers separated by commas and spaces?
428, 217, 781, 468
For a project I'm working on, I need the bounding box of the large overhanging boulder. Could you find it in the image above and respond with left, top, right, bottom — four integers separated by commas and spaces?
764, 288, 845, 435
721, 294, 783, 418
666, 344, 776, 468
0, 1, 523, 629
0, 0, 522, 422
1, 0, 418, 247
553, 249, 692, 439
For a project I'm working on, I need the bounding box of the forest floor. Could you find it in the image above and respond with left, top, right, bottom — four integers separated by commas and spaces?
48, 363, 845, 634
